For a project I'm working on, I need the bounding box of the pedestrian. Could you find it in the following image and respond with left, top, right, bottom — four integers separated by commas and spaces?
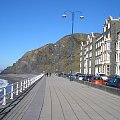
47, 73, 48, 77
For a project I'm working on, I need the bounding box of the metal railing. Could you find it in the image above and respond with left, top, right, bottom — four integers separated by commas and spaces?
0, 74, 44, 105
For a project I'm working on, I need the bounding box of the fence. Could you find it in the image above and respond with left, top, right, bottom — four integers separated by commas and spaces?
0, 74, 44, 106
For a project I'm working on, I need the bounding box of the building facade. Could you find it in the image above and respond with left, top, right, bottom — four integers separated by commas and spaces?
80, 33, 96, 75
80, 16, 120, 76
102, 16, 120, 75
95, 34, 103, 74
115, 32, 120, 75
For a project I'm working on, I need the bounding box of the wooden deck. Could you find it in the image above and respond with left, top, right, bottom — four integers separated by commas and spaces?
1, 75, 120, 120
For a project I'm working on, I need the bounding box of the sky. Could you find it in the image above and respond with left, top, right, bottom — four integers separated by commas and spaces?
0, 0, 120, 69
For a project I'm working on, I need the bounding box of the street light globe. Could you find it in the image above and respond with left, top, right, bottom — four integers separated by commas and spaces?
80, 16, 84, 19
62, 14, 67, 18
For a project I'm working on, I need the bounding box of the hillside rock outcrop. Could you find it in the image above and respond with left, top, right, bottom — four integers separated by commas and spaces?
1, 33, 100, 74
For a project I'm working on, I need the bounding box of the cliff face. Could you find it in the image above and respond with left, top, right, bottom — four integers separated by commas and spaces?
1, 33, 100, 74
2, 44, 55, 74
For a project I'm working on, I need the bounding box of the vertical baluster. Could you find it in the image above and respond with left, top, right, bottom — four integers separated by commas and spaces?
28, 79, 30, 87
27, 79, 29, 88
2, 87, 6, 105
29, 79, 31, 86
24, 80, 26, 89
26, 79, 28, 88
20, 81, 22, 93
10, 84, 13, 99
23, 80, 25, 90
16, 82, 19, 95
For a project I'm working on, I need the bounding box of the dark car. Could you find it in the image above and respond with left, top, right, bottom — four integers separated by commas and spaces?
74, 73, 83, 79
106, 76, 120, 88
83, 74, 94, 82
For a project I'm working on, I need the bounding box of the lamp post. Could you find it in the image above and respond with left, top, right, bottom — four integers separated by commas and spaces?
54, 43, 60, 74
54, 41, 63, 74
62, 10, 84, 81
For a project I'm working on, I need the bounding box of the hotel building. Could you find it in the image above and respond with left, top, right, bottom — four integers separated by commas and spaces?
80, 16, 120, 76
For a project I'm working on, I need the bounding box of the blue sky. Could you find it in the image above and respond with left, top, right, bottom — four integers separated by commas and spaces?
0, 0, 120, 69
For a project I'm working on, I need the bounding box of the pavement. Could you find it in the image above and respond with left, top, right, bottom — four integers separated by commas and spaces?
1, 75, 120, 120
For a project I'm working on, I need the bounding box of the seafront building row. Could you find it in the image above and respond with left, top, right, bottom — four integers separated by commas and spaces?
80, 16, 120, 76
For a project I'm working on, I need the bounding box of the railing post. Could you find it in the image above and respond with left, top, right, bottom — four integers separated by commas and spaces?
29, 79, 31, 86
23, 80, 25, 90
2, 87, 6, 105
10, 84, 13, 99
16, 82, 19, 95
26, 79, 28, 88
28, 79, 30, 87
20, 81, 22, 93
24, 80, 26, 89
27, 79, 29, 88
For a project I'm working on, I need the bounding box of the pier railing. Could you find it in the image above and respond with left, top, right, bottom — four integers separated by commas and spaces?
0, 74, 44, 105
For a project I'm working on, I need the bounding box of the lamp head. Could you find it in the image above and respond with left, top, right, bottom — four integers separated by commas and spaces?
62, 14, 67, 18
80, 16, 84, 19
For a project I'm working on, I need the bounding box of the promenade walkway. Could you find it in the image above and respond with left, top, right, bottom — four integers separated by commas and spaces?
2, 75, 120, 120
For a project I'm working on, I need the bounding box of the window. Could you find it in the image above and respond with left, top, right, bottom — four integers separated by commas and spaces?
80, 63, 81, 68
98, 58, 99, 64
107, 42, 110, 50
107, 52, 110, 60
104, 53, 106, 61
116, 53, 118, 62
90, 45, 92, 50
108, 32, 110, 38
99, 58, 101, 64
96, 44, 97, 49
119, 42, 120, 49
116, 42, 118, 50
104, 35, 106, 40
118, 33, 120, 40
107, 65, 110, 75
108, 23, 110, 29
80, 57, 82, 61
119, 53, 120, 61
104, 26, 106, 32
89, 60, 91, 66
95, 59, 97, 65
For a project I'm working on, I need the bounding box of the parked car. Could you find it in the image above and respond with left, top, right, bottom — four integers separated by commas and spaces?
106, 76, 120, 88
78, 74, 86, 80
91, 76, 105, 85
82, 74, 94, 82
74, 73, 83, 79
95, 73, 109, 81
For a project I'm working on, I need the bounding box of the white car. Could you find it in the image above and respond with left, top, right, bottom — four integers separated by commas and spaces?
95, 73, 109, 81
78, 75, 85, 81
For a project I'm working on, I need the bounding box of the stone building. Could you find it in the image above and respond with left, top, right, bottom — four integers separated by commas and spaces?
80, 33, 96, 75
95, 34, 103, 73
80, 16, 120, 76
102, 16, 120, 75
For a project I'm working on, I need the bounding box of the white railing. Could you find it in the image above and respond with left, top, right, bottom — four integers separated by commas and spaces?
0, 74, 44, 105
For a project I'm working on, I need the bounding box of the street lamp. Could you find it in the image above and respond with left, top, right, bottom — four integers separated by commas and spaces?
54, 41, 64, 74
54, 41, 60, 74
62, 10, 84, 81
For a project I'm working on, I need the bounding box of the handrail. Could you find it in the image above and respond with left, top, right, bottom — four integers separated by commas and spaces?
0, 74, 44, 105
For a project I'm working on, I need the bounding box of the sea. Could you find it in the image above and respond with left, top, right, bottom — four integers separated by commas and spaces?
0, 79, 11, 100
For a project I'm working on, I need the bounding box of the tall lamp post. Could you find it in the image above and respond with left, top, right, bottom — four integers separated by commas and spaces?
62, 10, 84, 81
54, 41, 64, 74
54, 41, 60, 74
